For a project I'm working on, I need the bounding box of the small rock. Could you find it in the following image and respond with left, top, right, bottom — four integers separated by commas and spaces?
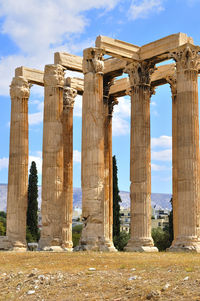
28, 272, 36, 278
184, 276, 189, 281
27, 290, 35, 295
129, 276, 137, 280
88, 268, 96, 271
161, 283, 170, 291
146, 290, 161, 300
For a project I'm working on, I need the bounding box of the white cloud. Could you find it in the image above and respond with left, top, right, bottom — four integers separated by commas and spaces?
0, 0, 121, 97
29, 154, 42, 175
152, 149, 172, 161
129, 0, 164, 20
74, 95, 82, 117
73, 150, 81, 163
112, 115, 130, 136
151, 135, 172, 149
151, 101, 156, 106
29, 100, 44, 125
0, 157, 8, 170
151, 163, 167, 171
29, 111, 43, 125
113, 96, 130, 118
112, 96, 130, 136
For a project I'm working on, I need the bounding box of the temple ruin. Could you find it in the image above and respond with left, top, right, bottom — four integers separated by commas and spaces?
0, 33, 200, 252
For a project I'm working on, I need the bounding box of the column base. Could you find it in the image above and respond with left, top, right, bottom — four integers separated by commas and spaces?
75, 239, 117, 252
38, 238, 73, 252
0, 237, 27, 251
167, 237, 200, 253
125, 238, 158, 252
0, 236, 12, 250
12, 240, 27, 251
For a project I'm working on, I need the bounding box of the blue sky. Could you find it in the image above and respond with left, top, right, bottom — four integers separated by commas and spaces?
0, 0, 200, 193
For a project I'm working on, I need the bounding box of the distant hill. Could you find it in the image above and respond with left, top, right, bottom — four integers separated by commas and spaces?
0, 184, 172, 212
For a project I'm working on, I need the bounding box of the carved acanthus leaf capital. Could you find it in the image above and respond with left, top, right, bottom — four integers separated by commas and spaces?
165, 74, 177, 98
124, 61, 156, 90
63, 87, 77, 109
10, 76, 31, 99
44, 64, 64, 87
82, 48, 104, 74
108, 97, 118, 115
169, 45, 200, 72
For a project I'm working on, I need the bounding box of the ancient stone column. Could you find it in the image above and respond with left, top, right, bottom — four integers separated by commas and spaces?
166, 74, 178, 243
39, 64, 64, 251
79, 47, 116, 251
103, 76, 118, 248
169, 45, 200, 252
6, 76, 30, 250
61, 86, 77, 251
125, 61, 158, 252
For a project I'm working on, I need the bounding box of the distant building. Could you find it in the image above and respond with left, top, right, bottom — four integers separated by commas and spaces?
120, 206, 170, 233
120, 208, 130, 233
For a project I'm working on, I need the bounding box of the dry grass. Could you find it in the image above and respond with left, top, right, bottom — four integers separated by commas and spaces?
0, 252, 200, 300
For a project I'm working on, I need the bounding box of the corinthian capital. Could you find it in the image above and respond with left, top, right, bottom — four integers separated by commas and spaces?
44, 64, 64, 87
169, 44, 200, 72
165, 74, 177, 99
82, 47, 104, 74
10, 76, 30, 99
124, 61, 155, 90
63, 87, 77, 109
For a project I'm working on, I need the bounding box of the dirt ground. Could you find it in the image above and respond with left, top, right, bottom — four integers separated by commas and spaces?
0, 252, 199, 300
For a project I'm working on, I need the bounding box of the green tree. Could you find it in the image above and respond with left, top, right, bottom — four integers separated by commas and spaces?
152, 227, 171, 251
72, 224, 83, 247
113, 231, 130, 251
26, 161, 39, 242
0, 211, 6, 236
113, 155, 121, 238
168, 197, 174, 244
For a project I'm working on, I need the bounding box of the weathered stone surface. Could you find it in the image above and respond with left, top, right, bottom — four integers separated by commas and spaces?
62, 86, 77, 251
168, 44, 200, 252
65, 77, 83, 95
4, 76, 30, 251
79, 48, 116, 251
166, 74, 178, 241
15, 66, 44, 86
54, 52, 82, 72
0, 236, 12, 250
124, 61, 158, 252
96, 35, 139, 60
39, 64, 64, 250
140, 33, 193, 61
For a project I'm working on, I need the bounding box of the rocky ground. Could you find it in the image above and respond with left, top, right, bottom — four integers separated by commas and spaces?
0, 252, 199, 300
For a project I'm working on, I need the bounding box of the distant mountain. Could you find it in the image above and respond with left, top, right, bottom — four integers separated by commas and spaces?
0, 184, 172, 212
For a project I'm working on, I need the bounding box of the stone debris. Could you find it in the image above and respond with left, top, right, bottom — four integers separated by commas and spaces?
129, 276, 137, 280
161, 283, 170, 291
146, 290, 161, 300
27, 290, 35, 295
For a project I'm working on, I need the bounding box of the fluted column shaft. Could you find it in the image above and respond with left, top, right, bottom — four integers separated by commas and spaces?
169, 45, 200, 252
103, 76, 118, 248
79, 48, 115, 251
125, 62, 158, 252
166, 75, 178, 242
39, 64, 64, 250
6, 76, 30, 249
62, 87, 77, 250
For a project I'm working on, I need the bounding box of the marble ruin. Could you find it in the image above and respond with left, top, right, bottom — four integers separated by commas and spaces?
1, 33, 200, 252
